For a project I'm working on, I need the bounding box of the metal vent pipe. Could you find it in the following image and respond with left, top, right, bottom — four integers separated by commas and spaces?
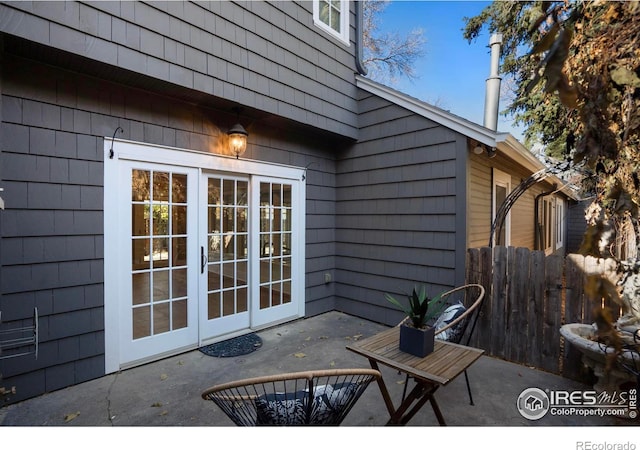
483, 33, 503, 131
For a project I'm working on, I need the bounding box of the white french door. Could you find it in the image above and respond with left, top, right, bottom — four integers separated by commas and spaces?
199, 174, 250, 339
251, 177, 301, 326
118, 161, 200, 365
198, 174, 303, 342
104, 140, 306, 371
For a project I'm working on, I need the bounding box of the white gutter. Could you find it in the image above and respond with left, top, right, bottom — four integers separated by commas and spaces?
496, 133, 578, 200
495, 133, 546, 172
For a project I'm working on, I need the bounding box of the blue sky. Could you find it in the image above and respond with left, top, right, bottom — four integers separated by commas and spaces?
376, 0, 525, 140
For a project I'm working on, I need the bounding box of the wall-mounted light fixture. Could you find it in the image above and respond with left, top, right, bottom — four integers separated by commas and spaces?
471, 142, 497, 158
227, 107, 248, 159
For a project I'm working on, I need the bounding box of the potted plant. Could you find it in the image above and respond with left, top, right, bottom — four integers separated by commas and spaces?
385, 285, 447, 357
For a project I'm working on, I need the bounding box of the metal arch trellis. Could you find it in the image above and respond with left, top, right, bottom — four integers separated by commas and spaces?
489, 168, 551, 248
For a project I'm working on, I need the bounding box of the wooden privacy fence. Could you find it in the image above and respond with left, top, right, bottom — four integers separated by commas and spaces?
465, 246, 620, 382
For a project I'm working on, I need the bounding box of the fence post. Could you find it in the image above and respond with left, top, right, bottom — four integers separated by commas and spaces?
528, 250, 545, 369
542, 254, 563, 374
474, 247, 493, 352
491, 246, 508, 359
466, 247, 481, 286
511, 247, 531, 365
505, 247, 518, 362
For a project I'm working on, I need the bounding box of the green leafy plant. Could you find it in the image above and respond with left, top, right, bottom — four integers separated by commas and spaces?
385, 285, 447, 329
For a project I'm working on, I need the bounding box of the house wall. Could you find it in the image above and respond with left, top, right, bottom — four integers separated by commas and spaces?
567, 199, 588, 254
0, 51, 343, 402
0, 36, 3, 320
467, 151, 492, 248
467, 149, 565, 251
334, 91, 468, 327
0, 1, 359, 139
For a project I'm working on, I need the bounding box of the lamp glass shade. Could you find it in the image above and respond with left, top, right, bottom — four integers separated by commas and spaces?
228, 123, 248, 158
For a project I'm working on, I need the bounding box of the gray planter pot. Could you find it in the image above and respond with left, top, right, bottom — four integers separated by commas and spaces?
399, 323, 435, 357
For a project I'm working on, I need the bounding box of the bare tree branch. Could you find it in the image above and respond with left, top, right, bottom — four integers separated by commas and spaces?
362, 0, 427, 85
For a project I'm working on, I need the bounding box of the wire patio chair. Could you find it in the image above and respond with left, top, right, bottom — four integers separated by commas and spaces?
202, 368, 381, 426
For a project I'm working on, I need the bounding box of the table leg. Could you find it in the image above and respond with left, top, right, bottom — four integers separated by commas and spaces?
389, 382, 447, 426
367, 360, 448, 426
367, 360, 396, 418
429, 393, 446, 426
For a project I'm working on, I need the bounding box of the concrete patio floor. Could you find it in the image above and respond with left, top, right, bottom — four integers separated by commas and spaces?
0, 311, 636, 431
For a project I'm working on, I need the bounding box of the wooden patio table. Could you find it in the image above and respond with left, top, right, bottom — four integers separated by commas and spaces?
346, 326, 484, 426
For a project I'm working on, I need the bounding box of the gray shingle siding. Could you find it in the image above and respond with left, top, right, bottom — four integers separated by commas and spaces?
0, 36, 3, 352
0, 48, 342, 402
0, 1, 359, 138
0, 50, 107, 396
0, 0, 481, 405
335, 93, 466, 326
567, 199, 588, 254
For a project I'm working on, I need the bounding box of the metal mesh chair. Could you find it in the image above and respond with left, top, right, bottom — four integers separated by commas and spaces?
399, 283, 486, 405
201, 368, 381, 426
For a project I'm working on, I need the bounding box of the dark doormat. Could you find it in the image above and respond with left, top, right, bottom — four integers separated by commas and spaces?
199, 333, 263, 357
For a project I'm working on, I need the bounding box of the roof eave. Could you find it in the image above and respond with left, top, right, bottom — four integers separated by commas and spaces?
357, 76, 580, 200
496, 133, 579, 200
356, 76, 497, 147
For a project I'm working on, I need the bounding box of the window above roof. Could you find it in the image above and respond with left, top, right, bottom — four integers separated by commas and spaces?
313, 0, 350, 45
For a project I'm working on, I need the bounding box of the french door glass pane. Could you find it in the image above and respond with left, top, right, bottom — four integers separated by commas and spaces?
259, 182, 293, 309
206, 177, 249, 319
131, 169, 189, 340
208, 293, 221, 320
172, 300, 187, 329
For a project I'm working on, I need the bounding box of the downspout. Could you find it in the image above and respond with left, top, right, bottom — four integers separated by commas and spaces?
355, 0, 367, 76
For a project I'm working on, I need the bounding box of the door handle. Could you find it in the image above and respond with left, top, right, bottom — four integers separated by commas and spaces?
201, 246, 207, 274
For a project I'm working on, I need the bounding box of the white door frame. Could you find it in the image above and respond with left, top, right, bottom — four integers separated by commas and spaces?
492, 168, 511, 247
104, 138, 306, 373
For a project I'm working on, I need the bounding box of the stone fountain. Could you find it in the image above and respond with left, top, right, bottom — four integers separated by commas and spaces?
560, 264, 640, 392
